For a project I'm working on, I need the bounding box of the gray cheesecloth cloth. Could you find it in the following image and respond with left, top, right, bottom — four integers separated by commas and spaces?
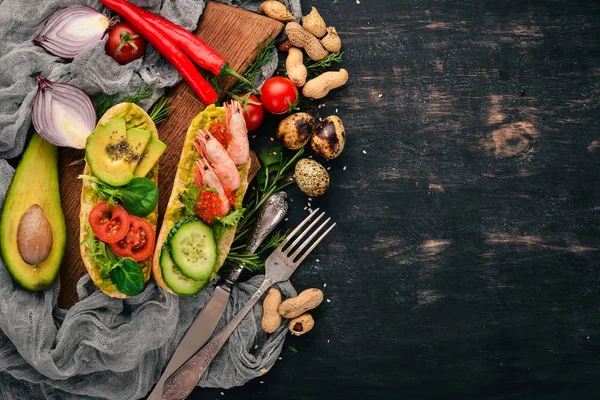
0, 0, 301, 399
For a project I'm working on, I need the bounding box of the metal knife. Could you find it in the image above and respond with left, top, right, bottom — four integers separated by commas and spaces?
147, 192, 288, 400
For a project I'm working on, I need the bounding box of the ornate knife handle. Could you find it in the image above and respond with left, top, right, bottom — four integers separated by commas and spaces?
162, 279, 272, 400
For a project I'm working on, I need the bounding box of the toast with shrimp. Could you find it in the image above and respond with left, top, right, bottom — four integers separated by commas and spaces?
152, 101, 251, 296
80, 103, 167, 298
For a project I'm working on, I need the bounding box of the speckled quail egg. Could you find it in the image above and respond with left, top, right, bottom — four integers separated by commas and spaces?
277, 113, 316, 150
311, 115, 346, 159
294, 158, 330, 197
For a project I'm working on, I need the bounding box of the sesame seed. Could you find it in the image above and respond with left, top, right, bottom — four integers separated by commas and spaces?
278, 357, 283, 360
327, 299, 331, 303
323, 283, 327, 287
343, 166, 347, 170
303, 206, 307, 210
307, 202, 312, 207
320, 103, 325, 108
221, 392, 224, 396
284, 217, 289, 221
327, 167, 331, 170
378, 94, 383, 98
335, 108, 338, 113
316, 259, 320, 262
308, 197, 313, 201
252, 135, 256, 139
273, 152, 277, 155
308, 208, 313, 212
319, 117, 323, 121
260, 381, 264, 384
270, 137, 274, 141
362, 150, 367, 154
356, 0, 360, 3
327, 339, 330, 343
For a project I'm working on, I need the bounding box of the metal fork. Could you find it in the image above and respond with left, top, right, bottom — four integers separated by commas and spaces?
161, 209, 336, 400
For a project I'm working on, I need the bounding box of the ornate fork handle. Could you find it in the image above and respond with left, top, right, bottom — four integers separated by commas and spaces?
162, 279, 273, 400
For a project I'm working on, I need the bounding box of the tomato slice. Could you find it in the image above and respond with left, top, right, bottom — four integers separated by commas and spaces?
109, 216, 155, 262
88, 201, 130, 243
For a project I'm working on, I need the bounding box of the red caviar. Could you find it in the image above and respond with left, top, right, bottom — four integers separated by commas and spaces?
226, 190, 236, 207
195, 189, 225, 225
210, 121, 231, 147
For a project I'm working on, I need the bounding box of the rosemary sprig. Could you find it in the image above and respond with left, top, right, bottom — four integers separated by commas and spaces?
92, 83, 157, 119
149, 97, 172, 125
225, 146, 305, 271
223, 230, 288, 271
122, 83, 155, 103
230, 36, 276, 95
305, 52, 343, 79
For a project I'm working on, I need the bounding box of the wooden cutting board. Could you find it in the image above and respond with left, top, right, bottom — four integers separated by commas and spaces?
56, 2, 283, 309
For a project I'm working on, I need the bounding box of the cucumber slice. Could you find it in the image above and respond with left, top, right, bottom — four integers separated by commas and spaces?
168, 219, 217, 281
160, 247, 208, 296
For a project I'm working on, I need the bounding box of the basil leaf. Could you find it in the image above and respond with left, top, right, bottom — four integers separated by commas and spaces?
82, 175, 158, 217
117, 178, 159, 217
110, 258, 145, 296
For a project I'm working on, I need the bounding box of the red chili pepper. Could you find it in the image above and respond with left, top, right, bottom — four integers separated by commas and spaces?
102, 0, 257, 89
99, 0, 218, 105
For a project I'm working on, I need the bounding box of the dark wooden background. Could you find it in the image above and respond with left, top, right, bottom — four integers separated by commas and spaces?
192, 0, 600, 399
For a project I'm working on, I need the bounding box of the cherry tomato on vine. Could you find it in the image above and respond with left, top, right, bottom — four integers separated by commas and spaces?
233, 93, 264, 131
259, 77, 298, 115
106, 23, 146, 65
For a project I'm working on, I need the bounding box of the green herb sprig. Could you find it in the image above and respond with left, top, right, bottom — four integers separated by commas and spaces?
93, 83, 172, 125
224, 145, 305, 271
149, 97, 172, 125
305, 52, 344, 79
230, 36, 276, 95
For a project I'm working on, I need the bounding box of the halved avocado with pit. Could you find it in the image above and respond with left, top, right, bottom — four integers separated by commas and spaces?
86, 118, 134, 187
0, 133, 66, 291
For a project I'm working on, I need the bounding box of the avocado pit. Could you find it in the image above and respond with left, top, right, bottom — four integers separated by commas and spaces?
17, 204, 53, 265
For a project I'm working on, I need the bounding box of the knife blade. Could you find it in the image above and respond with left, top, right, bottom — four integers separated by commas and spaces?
147, 192, 288, 400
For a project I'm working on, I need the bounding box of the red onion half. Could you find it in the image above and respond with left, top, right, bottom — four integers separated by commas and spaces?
33, 5, 109, 60
32, 76, 97, 149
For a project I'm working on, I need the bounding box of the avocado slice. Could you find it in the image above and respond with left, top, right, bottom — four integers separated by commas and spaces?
86, 118, 134, 187
125, 128, 152, 172
0, 133, 66, 291
133, 137, 167, 178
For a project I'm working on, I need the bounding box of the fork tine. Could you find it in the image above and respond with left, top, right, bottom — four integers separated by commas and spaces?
289, 216, 331, 260
283, 212, 325, 254
280, 208, 320, 247
295, 222, 336, 265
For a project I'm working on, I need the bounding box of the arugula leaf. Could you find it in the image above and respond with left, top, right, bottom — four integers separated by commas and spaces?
83, 224, 123, 277
110, 258, 145, 296
215, 208, 245, 227
179, 185, 200, 218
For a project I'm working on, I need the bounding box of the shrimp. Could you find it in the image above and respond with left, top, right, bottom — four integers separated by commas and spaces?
194, 159, 230, 217
194, 128, 240, 193
225, 100, 249, 165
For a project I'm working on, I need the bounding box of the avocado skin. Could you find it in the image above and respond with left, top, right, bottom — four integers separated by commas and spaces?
0, 134, 66, 291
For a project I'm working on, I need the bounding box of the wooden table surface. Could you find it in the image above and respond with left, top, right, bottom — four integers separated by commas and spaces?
191, 0, 600, 399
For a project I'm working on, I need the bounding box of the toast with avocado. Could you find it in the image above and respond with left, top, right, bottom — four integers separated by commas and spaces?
152, 102, 251, 296
79, 103, 166, 298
